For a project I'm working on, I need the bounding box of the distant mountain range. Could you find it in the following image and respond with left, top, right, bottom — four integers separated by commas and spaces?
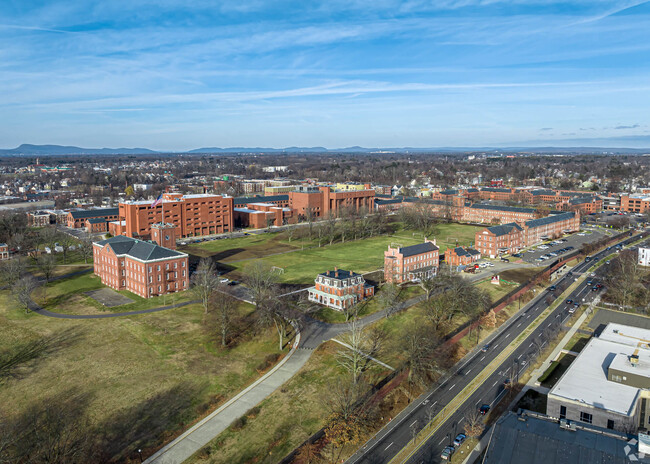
1, 141, 650, 156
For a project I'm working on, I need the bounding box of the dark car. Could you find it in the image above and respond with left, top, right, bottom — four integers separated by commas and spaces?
512, 253, 521, 258
587, 280, 592, 285
567, 272, 573, 277
566, 299, 573, 304
480, 404, 491, 415
481, 344, 489, 353
501, 257, 510, 262
549, 285, 557, 291
592, 285, 599, 292
441, 446, 455, 460
227, 280, 239, 286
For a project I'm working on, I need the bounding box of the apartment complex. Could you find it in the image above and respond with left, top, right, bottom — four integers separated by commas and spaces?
475, 223, 524, 258
547, 323, 650, 433
92, 226, 188, 298
474, 212, 580, 257
115, 193, 233, 239
383, 239, 439, 284
307, 268, 374, 310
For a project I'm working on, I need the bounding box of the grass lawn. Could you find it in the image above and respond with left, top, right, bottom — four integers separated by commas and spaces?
539, 353, 576, 389
563, 332, 592, 353
0, 284, 287, 462
180, 232, 302, 260
474, 278, 518, 302
37, 272, 195, 316
186, 341, 389, 464
390, 222, 483, 253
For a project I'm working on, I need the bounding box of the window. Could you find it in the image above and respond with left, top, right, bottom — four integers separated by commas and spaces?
158, 285, 161, 292
579, 412, 592, 424
559, 406, 566, 420
607, 419, 614, 430
157, 265, 161, 271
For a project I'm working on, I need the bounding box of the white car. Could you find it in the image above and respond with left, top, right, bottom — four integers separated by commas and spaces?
219, 278, 229, 284
44, 246, 52, 254
578, 233, 586, 236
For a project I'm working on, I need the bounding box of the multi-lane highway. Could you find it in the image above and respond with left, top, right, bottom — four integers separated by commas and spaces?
347, 230, 647, 464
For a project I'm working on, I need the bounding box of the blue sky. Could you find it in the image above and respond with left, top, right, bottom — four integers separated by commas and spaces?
1, 0, 650, 150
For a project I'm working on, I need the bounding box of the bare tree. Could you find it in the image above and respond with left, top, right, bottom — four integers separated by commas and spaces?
210, 286, 237, 347
0, 257, 25, 287
257, 294, 292, 350
36, 254, 57, 298
400, 322, 442, 386
464, 409, 485, 438
337, 319, 366, 384
378, 283, 400, 318
190, 258, 218, 315
77, 236, 93, 264
12, 276, 40, 313
58, 234, 76, 264
243, 261, 279, 307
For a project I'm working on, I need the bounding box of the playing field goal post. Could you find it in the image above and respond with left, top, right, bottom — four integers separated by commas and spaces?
271, 266, 285, 274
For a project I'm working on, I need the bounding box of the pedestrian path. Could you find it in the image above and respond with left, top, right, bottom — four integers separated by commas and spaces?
144, 334, 307, 464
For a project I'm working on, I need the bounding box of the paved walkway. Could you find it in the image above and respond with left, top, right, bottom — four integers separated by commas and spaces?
144, 333, 308, 464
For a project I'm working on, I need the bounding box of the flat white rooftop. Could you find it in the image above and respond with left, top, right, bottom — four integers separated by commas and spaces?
549, 337, 640, 416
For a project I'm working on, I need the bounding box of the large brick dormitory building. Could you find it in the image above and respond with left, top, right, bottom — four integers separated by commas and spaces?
93, 223, 189, 298
384, 239, 439, 284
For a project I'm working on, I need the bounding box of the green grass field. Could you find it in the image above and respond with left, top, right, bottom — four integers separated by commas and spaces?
183, 223, 483, 285
0, 276, 287, 462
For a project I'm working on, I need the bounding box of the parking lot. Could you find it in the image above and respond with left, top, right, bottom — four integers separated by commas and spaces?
507, 229, 607, 264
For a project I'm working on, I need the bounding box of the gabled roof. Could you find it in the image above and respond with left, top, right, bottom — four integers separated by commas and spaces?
399, 241, 439, 257
486, 222, 523, 236
95, 235, 186, 261
481, 187, 511, 193
470, 204, 535, 214
69, 207, 119, 219
525, 211, 576, 228
86, 217, 106, 224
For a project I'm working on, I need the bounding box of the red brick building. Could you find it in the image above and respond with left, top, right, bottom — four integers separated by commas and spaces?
118, 193, 233, 239
85, 217, 108, 233
0, 243, 8, 260
307, 268, 374, 310
445, 246, 481, 267
620, 194, 650, 213
92, 228, 189, 298
67, 207, 119, 228
475, 223, 524, 258
233, 202, 294, 229
289, 185, 375, 220
384, 239, 439, 284
475, 211, 580, 258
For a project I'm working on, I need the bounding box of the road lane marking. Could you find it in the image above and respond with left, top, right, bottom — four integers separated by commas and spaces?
466, 368, 472, 375
385, 442, 393, 451
438, 437, 446, 445
449, 383, 456, 391
480, 356, 485, 361
493, 380, 498, 387
410, 420, 418, 427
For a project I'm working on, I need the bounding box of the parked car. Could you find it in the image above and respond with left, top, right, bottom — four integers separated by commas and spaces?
480, 404, 491, 415
441, 446, 455, 461
453, 433, 467, 447
501, 257, 509, 262
549, 285, 557, 291
511, 253, 522, 258
219, 278, 229, 284
228, 280, 239, 286
44, 246, 52, 254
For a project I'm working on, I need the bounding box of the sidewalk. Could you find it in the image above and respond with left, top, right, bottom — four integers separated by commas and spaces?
144, 333, 308, 464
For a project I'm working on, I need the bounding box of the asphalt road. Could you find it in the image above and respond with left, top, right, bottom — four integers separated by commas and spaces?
347, 229, 646, 464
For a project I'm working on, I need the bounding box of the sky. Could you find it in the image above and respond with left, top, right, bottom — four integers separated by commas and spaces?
1, 0, 650, 150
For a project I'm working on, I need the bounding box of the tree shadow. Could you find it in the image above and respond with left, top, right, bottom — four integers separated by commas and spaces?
0, 327, 84, 384
95, 381, 203, 463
